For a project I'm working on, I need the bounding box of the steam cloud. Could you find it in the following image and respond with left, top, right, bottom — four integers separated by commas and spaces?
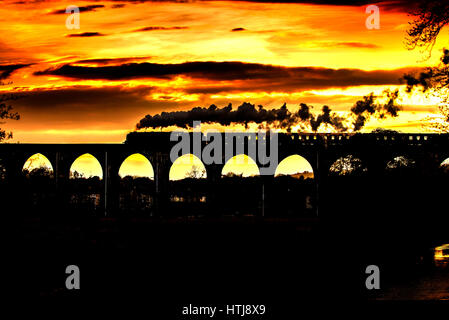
136, 91, 399, 132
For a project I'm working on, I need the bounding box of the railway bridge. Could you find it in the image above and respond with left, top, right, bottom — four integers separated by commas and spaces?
1, 132, 448, 216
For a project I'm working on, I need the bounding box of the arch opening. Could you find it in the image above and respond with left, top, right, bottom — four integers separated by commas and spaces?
168, 154, 208, 215
221, 154, 259, 177
69, 153, 103, 179
270, 154, 315, 217
23, 153, 54, 177
218, 154, 261, 217
169, 154, 207, 181
118, 153, 155, 213
68, 154, 103, 211
119, 153, 154, 180
275, 154, 314, 179
21, 153, 55, 209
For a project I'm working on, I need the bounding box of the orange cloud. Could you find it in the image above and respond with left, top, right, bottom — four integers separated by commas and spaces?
0, 0, 445, 142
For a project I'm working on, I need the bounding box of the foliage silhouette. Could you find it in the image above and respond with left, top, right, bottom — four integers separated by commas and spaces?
403, 0, 449, 131
0, 82, 20, 142
329, 155, 367, 176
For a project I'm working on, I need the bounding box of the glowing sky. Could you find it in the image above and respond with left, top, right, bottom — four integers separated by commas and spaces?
222, 154, 260, 177
169, 154, 207, 181
1, 0, 448, 143
70, 153, 103, 178
119, 153, 154, 179
23, 151, 315, 180
23, 153, 54, 172
275, 155, 314, 178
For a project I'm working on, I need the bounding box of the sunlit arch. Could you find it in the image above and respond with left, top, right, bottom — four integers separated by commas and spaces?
275, 154, 314, 179
169, 154, 207, 181
329, 154, 367, 176
222, 154, 260, 177
119, 153, 154, 179
22, 153, 54, 175
70, 153, 103, 179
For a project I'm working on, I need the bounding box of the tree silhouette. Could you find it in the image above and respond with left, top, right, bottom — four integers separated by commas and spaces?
405, 1, 449, 56
0, 83, 20, 142
185, 165, 206, 179
71, 170, 84, 179
329, 155, 367, 176
23, 167, 53, 178
386, 156, 416, 170
403, 0, 449, 131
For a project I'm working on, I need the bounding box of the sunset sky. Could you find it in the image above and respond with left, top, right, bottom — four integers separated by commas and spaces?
1, 0, 449, 144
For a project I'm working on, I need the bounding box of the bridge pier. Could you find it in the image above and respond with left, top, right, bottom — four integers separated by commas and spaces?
205, 163, 222, 217
151, 152, 171, 217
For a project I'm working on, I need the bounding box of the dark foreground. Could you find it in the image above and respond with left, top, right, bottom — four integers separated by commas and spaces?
5, 170, 449, 313
12, 213, 449, 307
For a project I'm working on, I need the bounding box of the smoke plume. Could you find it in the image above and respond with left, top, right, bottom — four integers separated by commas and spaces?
136, 91, 399, 132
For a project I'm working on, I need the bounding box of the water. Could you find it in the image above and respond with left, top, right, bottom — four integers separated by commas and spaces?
377, 244, 449, 300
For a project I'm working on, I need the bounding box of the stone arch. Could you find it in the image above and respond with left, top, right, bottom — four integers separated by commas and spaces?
221, 154, 259, 177
22, 153, 54, 176
118, 153, 154, 179
69, 153, 103, 179
275, 154, 314, 179
169, 154, 207, 181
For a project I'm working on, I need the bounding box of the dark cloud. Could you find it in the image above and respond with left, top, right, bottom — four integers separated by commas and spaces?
34, 61, 421, 91
184, 86, 236, 94
13, 0, 52, 3
66, 32, 106, 38
9, 86, 182, 128
131, 26, 189, 32
73, 56, 153, 65
14, 86, 152, 110
231, 28, 246, 32
0, 64, 30, 79
50, 5, 105, 15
